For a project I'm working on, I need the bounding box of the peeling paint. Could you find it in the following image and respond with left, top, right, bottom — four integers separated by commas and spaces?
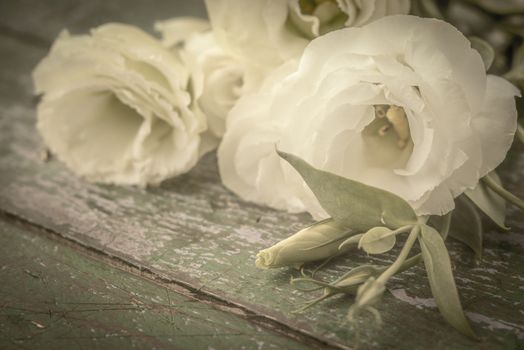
390, 288, 437, 309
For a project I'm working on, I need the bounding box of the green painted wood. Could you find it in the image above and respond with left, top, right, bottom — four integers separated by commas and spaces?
0, 1, 523, 349
0, 217, 316, 350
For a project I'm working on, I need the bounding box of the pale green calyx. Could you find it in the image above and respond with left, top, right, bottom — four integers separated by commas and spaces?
255, 218, 355, 269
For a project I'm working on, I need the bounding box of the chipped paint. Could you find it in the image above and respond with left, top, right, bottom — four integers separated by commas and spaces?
390, 288, 437, 309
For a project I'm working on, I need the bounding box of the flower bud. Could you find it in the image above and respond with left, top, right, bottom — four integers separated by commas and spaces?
255, 218, 354, 269
291, 265, 384, 312
347, 277, 386, 324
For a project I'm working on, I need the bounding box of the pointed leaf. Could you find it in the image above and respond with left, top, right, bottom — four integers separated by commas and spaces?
469, 37, 495, 71
278, 151, 417, 231
451, 196, 483, 260
419, 224, 477, 338
339, 233, 364, 250
465, 172, 508, 230
359, 227, 396, 255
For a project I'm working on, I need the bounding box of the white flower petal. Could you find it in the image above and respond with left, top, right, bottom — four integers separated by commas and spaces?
180, 31, 245, 137
218, 15, 518, 217
34, 23, 213, 186
474, 75, 520, 176
205, 0, 410, 87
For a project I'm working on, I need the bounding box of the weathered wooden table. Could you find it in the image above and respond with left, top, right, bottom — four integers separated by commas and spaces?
0, 1, 523, 349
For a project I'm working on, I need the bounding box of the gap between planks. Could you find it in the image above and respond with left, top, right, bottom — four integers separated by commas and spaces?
0, 209, 350, 350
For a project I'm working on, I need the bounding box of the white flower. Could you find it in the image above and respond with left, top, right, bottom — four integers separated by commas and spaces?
33, 23, 215, 186
218, 15, 520, 218
157, 18, 245, 138
205, 0, 410, 82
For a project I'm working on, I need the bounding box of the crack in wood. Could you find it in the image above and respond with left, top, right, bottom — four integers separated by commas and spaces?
0, 209, 350, 350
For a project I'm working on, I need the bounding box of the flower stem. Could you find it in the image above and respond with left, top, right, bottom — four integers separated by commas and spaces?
397, 253, 422, 274
383, 224, 414, 239
482, 175, 524, 211
377, 225, 420, 284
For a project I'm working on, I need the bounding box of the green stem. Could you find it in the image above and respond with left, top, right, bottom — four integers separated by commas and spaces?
311, 256, 334, 278
397, 253, 422, 274
290, 277, 332, 290
377, 225, 420, 284
383, 224, 414, 239
293, 293, 334, 313
482, 175, 524, 211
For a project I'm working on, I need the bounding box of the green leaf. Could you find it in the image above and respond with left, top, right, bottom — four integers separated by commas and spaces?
469, 37, 495, 71
419, 224, 477, 338
359, 227, 396, 255
278, 151, 417, 231
338, 233, 364, 250
465, 172, 508, 230
482, 174, 524, 211
451, 196, 483, 261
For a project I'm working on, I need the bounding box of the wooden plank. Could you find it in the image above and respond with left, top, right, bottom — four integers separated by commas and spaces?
0, 2, 523, 349
0, 217, 316, 350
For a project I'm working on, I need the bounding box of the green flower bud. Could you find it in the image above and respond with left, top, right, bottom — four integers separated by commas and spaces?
347, 277, 386, 325
291, 265, 384, 312
255, 218, 355, 269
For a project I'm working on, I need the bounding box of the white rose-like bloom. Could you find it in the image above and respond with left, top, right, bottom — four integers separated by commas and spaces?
157, 18, 245, 138
218, 15, 520, 218
33, 24, 215, 186
205, 0, 410, 83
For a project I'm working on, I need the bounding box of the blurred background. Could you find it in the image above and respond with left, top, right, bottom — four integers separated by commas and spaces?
0, 1, 207, 39
414, 0, 524, 91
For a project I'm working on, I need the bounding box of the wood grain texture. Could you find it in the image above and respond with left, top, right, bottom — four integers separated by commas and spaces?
0, 1, 523, 349
0, 217, 314, 350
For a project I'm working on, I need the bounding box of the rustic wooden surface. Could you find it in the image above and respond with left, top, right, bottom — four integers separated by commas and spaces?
0, 217, 314, 350
0, 1, 523, 349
